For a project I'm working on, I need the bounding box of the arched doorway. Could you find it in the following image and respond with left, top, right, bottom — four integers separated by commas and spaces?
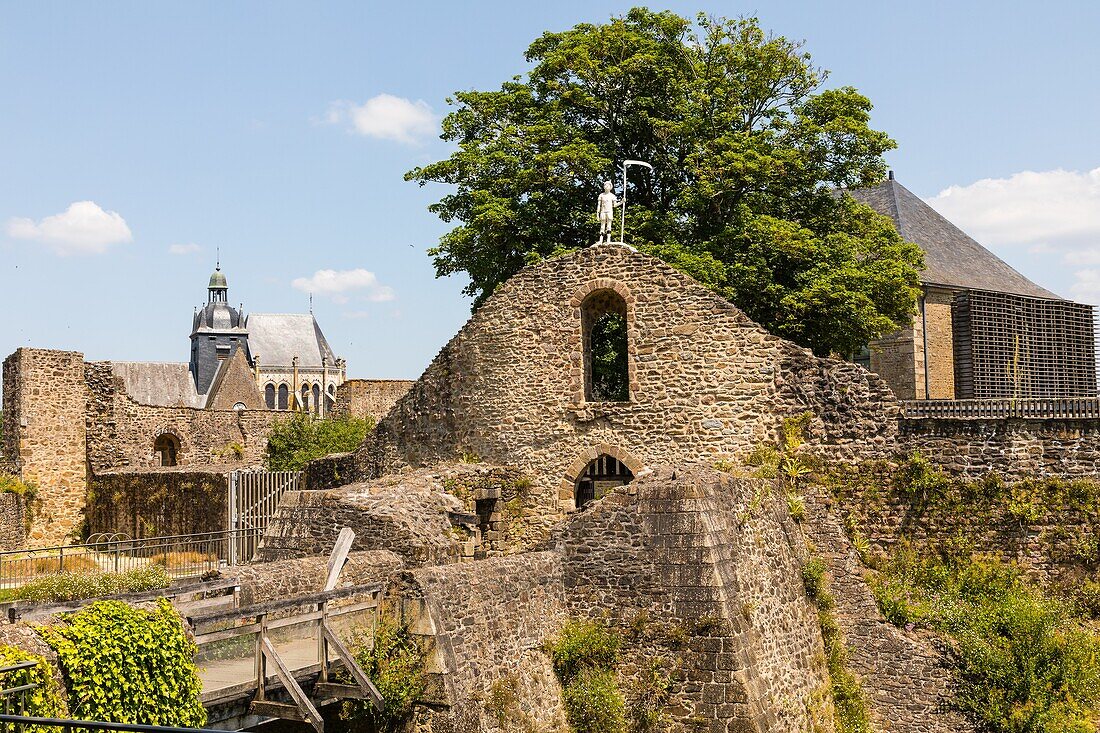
573, 454, 635, 509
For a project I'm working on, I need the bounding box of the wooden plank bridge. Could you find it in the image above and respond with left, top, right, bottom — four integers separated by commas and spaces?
190, 583, 385, 732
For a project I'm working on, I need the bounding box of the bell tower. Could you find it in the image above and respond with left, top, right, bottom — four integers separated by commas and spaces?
189, 262, 249, 395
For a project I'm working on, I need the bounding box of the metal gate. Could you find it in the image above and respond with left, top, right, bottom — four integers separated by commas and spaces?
228, 470, 301, 564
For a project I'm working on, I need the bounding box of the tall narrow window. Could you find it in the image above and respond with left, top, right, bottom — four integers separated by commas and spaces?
301, 384, 310, 412
264, 384, 276, 410
581, 289, 629, 402
312, 384, 321, 415
278, 383, 289, 410
154, 434, 180, 467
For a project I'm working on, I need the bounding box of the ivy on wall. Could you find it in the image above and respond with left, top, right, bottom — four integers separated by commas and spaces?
0, 643, 67, 728
38, 599, 206, 727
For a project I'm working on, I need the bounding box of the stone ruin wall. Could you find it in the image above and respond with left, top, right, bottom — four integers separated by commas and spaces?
553, 467, 829, 733
87, 469, 230, 539
332, 379, 415, 422
0, 493, 26, 551
331, 245, 898, 539
84, 361, 275, 473
3, 349, 90, 546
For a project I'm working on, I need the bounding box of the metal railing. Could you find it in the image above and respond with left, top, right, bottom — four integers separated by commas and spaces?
0, 529, 264, 590
0, 715, 224, 733
900, 397, 1100, 420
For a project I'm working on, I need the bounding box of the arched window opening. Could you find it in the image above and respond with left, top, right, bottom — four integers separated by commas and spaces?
278, 383, 289, 410
581, 289, 629, 402
574, 454, 634, 509
300, 383, 310, 412
312, 384, 321, 415
154, 434, 180, 467
264, 383, 276, 410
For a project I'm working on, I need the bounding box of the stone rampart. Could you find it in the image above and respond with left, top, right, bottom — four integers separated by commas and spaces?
0, 493, 26, 551
332, 379, 414, 422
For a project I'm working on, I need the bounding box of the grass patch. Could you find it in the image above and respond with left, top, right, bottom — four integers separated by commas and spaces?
149, 551, 218, 569
871, 550, 1100, 732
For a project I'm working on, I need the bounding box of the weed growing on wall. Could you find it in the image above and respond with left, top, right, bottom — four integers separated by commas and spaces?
0, 643, 67, 728
264, 413, 374, 471
801, 557, 873, 733
548, 620, 626, 733
871, 551, 1100, 732
1, 473, 40, 530
344, 617, 427, 732
11, 566, 170, 603
39, 599, 206, 727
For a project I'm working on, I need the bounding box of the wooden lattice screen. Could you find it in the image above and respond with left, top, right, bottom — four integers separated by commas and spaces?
952, 289, 1097, 399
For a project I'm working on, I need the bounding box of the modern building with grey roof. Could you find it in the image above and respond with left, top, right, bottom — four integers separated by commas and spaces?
848, 174, 1096, 401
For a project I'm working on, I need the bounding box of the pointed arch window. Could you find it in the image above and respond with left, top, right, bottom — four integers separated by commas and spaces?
278, 383, 289, 410
264, 383, 276, 410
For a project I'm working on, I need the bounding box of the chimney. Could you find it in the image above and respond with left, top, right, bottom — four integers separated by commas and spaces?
888, 170, 895, 180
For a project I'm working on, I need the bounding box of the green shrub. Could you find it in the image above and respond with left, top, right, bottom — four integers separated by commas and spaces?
264, 413, 374, 471
39, 599, 205, 726
12, 566, 171, 602
548, 619, 620, 683
0, 643, 67, 730
895, 451, 950, 506
628, 658, 673, 733
0, 473, 38, 498
563, 668, 626, 733
871, 552, 1100, 732
343, 617, 426, 732
802, 558, 830, 608
786, 492, 806, 522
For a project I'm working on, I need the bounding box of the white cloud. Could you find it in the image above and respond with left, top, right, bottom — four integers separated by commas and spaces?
168, 243, 202, 255
324, 94, 437, 145
927, 167, 1100, 249
291, 268, 396, 303
926, 167, 1100, 304
6, 201, 133, 255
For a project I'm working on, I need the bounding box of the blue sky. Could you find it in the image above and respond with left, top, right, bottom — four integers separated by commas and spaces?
2, 1, 1099, 379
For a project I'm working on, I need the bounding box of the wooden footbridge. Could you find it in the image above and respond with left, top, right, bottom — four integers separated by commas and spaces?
191, 583, 384, 732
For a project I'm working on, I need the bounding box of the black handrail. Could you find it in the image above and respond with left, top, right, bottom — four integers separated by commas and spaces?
0, 715, 223, 733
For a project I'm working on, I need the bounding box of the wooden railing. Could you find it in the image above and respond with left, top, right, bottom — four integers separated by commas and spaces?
901, 398, 1100, 420
190, 583, 384, 733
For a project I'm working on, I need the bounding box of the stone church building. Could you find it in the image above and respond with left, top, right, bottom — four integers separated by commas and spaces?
852, 174, 1097, 401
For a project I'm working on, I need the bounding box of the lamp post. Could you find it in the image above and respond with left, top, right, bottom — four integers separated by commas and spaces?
620, 159, 653, 243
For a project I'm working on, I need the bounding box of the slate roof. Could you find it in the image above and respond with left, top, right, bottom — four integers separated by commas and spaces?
244, 313, 338, 368
111, 362, 205, 408
847, 178, 1062, 300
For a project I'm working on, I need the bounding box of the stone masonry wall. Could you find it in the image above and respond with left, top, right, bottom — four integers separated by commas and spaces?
333, 245, 898, 538
87, 469, 229, 539
0, 492, 26, 551
902, 417, 1100, 480
553, 466, 828, 733
2, 349, 89, 546
84, 361, 275, 472
405, 552, 570, 733
332, 379, 414, 422
232, 549, 405, 606
923, 287, 956, 399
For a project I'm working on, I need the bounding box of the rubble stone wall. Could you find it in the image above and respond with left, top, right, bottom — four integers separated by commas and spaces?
232, 550, 405, 606
84, 361, 274, 472
332, 379, 414, 422
337, 245, 899, 534
902, 417, 1100, 479
0, 493, 26, 551
407, 552, 570, 733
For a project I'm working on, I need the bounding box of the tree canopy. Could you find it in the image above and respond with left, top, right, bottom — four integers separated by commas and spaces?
407, 8, 924, 357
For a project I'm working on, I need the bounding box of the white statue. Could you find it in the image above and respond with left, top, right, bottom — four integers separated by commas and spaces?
596, 181, 620, 243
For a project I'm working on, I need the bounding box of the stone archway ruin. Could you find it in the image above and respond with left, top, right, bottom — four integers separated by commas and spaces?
560, 444, 647, 511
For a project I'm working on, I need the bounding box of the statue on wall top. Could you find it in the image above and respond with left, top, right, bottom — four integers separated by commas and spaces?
596, 181, 620, 244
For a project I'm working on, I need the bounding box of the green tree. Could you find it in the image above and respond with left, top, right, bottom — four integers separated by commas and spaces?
407, 9, 923, 357
264, 413, 374, 471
